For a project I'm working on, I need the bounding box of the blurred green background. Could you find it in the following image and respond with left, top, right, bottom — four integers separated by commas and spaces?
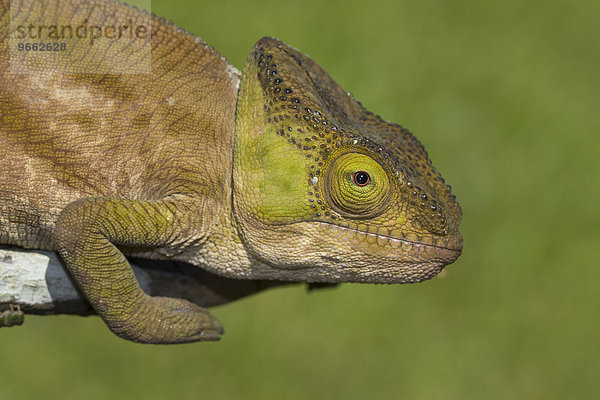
1, 0, 599, 398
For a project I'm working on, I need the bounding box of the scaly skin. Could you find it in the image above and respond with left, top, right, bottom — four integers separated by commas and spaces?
0, 0, 462, 343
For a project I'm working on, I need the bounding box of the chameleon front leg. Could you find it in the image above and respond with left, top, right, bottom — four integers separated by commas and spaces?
53, 197, 223, 344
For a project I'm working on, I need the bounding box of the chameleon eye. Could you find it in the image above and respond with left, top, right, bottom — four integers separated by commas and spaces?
352, 171, 370, 187
323, 152, 390, 218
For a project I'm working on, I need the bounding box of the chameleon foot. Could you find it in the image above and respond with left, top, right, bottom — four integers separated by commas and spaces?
108, 295, 224, 344
0, 304, 24, 327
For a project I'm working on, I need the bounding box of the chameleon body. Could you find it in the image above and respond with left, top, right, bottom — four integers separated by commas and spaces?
0, 0, 462, 343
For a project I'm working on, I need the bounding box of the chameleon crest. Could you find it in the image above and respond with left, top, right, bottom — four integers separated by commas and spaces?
0, 0, 461, 343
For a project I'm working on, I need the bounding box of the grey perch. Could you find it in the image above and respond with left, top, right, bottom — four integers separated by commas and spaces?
0, 246, 305, 317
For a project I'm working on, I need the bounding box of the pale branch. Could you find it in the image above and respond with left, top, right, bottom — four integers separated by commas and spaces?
0, 246, 296, 315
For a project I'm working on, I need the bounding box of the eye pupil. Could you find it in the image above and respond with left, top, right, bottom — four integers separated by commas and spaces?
352, 171, 371, 186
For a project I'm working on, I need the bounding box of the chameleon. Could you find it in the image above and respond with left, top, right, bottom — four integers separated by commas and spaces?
0, 0, 462, 343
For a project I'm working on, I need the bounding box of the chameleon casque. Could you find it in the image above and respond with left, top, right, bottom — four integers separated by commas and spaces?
0, 0, 462, 343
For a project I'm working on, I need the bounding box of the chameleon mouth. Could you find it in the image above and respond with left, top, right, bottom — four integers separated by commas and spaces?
316, 221, 463, 263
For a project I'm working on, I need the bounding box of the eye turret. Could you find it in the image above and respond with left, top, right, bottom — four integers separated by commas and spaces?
323, 151, 390, 219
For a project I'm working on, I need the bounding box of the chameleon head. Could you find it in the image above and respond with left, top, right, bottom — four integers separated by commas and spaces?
232, 37, 462, 284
